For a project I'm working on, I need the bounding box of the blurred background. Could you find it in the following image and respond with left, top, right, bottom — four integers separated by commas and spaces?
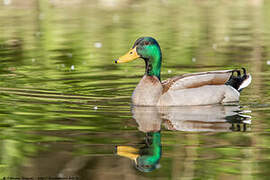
0, 0, 270, 179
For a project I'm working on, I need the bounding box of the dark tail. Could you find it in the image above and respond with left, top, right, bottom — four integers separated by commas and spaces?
225, 68, 252, 92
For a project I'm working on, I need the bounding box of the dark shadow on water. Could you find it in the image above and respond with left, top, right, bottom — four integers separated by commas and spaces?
116, 105, 251, 172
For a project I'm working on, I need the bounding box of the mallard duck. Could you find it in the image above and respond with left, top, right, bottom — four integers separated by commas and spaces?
115, 37, 252, 106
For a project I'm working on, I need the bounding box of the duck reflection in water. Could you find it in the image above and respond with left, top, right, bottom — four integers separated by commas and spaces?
117, 131, 161, 172
116, 105, 251, 172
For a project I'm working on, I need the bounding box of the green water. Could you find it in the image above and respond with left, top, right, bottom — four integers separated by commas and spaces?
0, 0, 270, 179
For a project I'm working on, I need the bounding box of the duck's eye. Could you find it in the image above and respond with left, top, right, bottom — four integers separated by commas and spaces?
130, 51, 133, 54
144, 165, 151, 168
144, 41, 150, 46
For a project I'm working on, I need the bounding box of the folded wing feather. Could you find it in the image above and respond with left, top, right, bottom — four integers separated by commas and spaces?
162, 70, 233, 94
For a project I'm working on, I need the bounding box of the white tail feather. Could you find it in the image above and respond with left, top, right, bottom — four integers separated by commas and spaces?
238, 74, 252, 91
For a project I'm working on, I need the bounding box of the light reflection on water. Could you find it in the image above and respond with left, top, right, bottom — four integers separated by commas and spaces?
0, 0, 270, 179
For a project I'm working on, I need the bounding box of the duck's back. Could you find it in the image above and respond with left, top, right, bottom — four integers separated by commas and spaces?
159, 69, 250, 106
158, 85, 239, 106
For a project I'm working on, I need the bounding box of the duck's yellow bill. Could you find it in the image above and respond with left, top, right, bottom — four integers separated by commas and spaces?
116, 146, 139, 161
115, 47, 140, 64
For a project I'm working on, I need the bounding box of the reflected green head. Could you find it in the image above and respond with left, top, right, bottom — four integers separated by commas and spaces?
134, 131, 162, 172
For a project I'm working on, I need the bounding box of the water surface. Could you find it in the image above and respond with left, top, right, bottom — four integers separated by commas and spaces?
0, 0, 270, 179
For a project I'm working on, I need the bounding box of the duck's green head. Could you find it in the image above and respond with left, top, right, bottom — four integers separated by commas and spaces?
115, 37, 162, 80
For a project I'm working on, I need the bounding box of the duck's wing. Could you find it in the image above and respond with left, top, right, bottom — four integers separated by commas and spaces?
161, 70, 234, 94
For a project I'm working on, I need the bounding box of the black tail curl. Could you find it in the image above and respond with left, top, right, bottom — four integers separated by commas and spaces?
225, 68, 249, 92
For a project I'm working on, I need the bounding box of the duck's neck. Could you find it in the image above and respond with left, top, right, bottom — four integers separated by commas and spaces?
144, 46, 162, 80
